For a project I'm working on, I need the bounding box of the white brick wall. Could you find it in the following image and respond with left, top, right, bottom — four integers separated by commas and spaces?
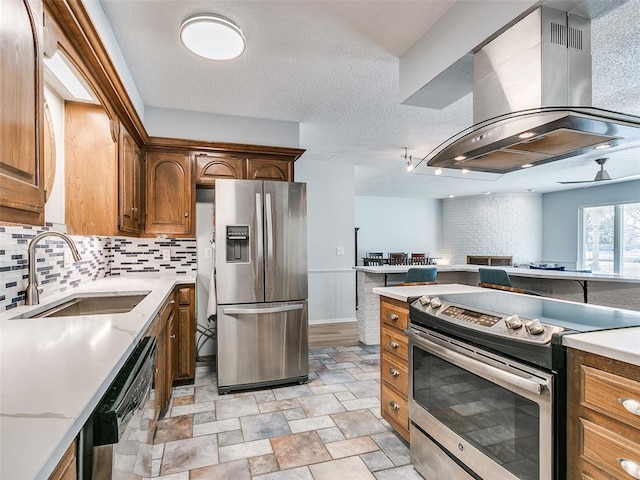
441, 193, 542, 265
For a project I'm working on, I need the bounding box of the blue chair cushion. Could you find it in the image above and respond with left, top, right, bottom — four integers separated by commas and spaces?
478, 268, 512, 287
404, 267, 437, 283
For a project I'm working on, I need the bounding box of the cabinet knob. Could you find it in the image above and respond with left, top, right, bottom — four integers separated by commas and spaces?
389, 341, 399, 349
131, 206, 138, 212
170, 334, 176, 339
389, 313, 399, 321
389, 401, 400, 411
184, 212, 189, 217
618, 458, 640, 479
389, 368, 400, 377
619, 398, 640, 416
170, 300, 176, 304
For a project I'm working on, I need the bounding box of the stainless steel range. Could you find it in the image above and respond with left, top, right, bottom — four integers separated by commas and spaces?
407, 291, 640, 480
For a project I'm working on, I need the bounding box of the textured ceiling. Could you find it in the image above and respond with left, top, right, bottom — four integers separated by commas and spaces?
99, 0, 640, 199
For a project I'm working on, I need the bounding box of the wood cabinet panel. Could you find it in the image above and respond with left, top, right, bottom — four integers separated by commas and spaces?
48, 441, 76, 480
173, 285, 195, 383
381, 299, 409, 330
582, 365, 640, 430
581, 418, 640, 480
65, 102, 118, 236
0, 0, 45, 225
246, 157, 292, 181
381, 383, 410, 441
195, 153, 243, 186
145, 152, 193, 236
118, 124, 143, 233
381, 353, 409, 395
381, 327, 408, 359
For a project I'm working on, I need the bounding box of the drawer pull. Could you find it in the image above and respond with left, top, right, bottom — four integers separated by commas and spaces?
389, 401, 400, 411
389, 341, 399, 349
389, 313, 399, 321
389, 368, 400, 377
619, 398, 640, 416
618, 458, 640, 479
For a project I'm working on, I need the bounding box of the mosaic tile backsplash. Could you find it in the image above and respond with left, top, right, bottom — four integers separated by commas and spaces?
0, 225, 197, 311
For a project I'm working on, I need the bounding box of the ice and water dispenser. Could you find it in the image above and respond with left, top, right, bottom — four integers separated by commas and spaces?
226, 225, 250, 263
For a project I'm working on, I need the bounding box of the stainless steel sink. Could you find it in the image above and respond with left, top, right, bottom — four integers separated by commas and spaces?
12, 292, 150, 319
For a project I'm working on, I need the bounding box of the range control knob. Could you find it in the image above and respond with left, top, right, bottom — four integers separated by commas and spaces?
430, 297, 442, 309
525, 319, 546, 335
419, 295, 431, 306
504, 314, 523, 330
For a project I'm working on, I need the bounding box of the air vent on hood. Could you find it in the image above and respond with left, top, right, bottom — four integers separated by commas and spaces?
423, 6, 640, 174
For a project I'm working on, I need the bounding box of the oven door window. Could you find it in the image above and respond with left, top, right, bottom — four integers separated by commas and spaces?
413, 347, 541, 480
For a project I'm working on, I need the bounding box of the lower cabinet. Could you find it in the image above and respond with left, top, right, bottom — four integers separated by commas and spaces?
48, 441, 76, 480
173, 285, 196, 383
567, 349, 640, 480
380, 296, 411, 442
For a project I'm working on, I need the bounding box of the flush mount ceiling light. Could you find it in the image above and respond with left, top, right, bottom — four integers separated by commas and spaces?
180, 14, 245, 60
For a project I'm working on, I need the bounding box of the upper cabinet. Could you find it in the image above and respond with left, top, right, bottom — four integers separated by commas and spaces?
0, 0, 45, 225
145, 151, 193, 236
246, 156, 292, 181
119, 125, 144, 233
195, 152, 244, 186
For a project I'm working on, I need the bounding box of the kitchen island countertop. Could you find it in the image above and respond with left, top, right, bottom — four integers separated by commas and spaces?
0, 274, 196, 480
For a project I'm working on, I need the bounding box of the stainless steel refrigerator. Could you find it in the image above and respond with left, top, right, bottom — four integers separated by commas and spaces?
214, 179, 308, 393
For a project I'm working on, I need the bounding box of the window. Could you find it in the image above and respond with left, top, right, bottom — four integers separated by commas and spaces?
580, 202, 640, 275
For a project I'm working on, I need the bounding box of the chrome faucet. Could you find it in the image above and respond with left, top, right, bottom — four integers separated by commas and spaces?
25, 231, 82, 305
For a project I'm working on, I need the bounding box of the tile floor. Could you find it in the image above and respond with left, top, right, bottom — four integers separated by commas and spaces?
150, 344, 423, 480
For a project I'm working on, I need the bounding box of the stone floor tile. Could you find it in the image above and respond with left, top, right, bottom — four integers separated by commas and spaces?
316, 426, 346, 443
240, 411, 291, 441
152, 471, 189, 480
334, 390, 356, 401
335, 346, 366, 353
373, 464, 424, 479
273, 384, 314, 400
309, 347, 338, 355
254, 391, 276, 403
194, 385, 230, 403
318, 370, 357, 385
252, 466, 314, 480
193, 410, 216, 425
171, 386, 194, 398
309, 384, 349, 396
331, 410, 388, 439
288, 415, 335, 433
354, 359, 381, 372
282, 407, 306, 420
217, 429, 244, 446
248, 453, 280, 476
215, 396, 259, 420
151, 443, 164, 460
360, 451, 395, 472
258, 398, 301, 413
218, 438, 273, 463
192, 418, 240, 437
270, 431, 332, 469
325, 436, 379, 459
370, 406, 383, 419
352, 372, 381, 381
330, 352, 364, 363
371, 432, 411, 466
346, 379, 380, 399
325, 361, 357, 370
154, 415, 193, 444
309, 456, 375, 480
171, 400, 216, 417
342, 396, 381, 411
171, 395, 194, 406
159, 435, 218, 475
190, 459, 251, 480
297, 393, 346, 417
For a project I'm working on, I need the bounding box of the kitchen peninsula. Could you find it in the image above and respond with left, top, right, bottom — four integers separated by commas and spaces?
355, 264, 640, 345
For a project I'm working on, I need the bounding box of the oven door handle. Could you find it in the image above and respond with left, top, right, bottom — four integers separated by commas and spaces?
407, 330, 548, 395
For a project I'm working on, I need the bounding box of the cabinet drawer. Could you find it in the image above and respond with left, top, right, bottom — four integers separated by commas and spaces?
583, 365, 640, 430
582, 419, 640, 480
381, 301, 408, 330
381, 353, 408, 395
381, 328, 408, 360
381, 383, 409, 434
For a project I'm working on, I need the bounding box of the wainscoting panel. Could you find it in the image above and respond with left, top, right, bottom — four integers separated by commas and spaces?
308, 269, 356, 324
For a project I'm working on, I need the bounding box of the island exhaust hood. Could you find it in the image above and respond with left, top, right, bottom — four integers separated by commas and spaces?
424, 6, 640, 174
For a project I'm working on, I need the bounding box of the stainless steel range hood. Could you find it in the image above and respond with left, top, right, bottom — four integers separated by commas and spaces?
424, 6, 640, 174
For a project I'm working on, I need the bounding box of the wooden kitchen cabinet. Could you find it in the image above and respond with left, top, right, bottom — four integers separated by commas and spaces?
145, 151, 194, 236
147, 294, 175, 416
246, 156, 292, 181
567, 349, 640, 480
380, 296, 411, 442
173, 285, 196, 383
195, 152, 244, 186
47, 441, 76, 480
0, 0, 45, 225
118, 124, 144, 233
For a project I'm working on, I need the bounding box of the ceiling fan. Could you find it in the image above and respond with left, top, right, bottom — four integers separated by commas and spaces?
558, 158, 630, 185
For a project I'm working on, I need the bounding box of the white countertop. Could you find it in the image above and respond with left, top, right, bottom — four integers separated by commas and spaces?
0, 274, 196, 480
374, 283, 640, 367
356, 264, 640, 284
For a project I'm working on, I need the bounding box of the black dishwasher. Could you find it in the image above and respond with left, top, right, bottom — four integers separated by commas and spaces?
79, 336, 158, 480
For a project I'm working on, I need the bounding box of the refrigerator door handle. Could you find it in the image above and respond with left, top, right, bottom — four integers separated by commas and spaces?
265, 192, 274, 293
256, 192, 264, 268
222, 304, 304, 315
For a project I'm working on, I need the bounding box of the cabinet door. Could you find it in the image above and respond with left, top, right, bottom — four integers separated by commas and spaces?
47, 441, 76, 480
174, 286, 195, 382
195, 153, 244, 186
118, 124, 143, 233
246, 156, 292, 181
145, 152, 193, 236
0, 0, 45, 225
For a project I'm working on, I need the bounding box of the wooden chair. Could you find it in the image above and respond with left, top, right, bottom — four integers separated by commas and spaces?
410, 253, 428, 265
364, 252, 384, 266
388, 252, 408, 265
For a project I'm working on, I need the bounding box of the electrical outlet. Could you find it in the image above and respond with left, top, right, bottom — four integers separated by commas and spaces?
336, 247, 345, 256
205, 248, 213, 259
161, 249, 171, 261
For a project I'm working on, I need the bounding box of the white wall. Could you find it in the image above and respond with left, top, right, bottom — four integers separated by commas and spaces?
43, 86, 65, 226
441, 193, 542, 265
295, 158, 356, 324
355, 196, 441, 263
145, 107, 300, 148
542, 180, 640, 267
